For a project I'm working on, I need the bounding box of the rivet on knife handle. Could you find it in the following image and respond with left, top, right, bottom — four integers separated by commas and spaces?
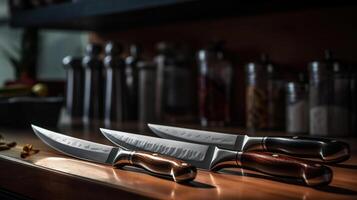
210, 151, 332, 186
114, 150, 197, 183
262, 136, 350, 163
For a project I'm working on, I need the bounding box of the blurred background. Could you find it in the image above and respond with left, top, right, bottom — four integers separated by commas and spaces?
0, 0, 356, 137
0, 0, 87, 84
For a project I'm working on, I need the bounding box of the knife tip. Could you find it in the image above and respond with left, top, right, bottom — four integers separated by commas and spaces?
30, 124, 43, 137
147, 123, 160, 129
31, 124, 39, 130
99, 128, 111, 138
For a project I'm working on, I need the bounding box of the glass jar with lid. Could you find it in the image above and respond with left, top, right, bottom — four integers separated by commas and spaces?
197, 44, 232, 126
245, 60, 269, 131
82, 43, 104, 125
125, 44, 141, 121
138, 61, 158, 123
286, 81, 308, 134
246, 54, 285, 132
103, 42, 127, 126
62, 56, 83, 123
308, 50, 350, 136
155, 42, 194, 122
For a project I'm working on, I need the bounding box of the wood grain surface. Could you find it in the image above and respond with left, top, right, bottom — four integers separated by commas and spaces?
0, 124, 356, 200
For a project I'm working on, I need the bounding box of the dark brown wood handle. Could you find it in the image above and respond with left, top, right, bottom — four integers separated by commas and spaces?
115, 151, 197, 183
263, 136, 350, 163
239, 152, 333, 186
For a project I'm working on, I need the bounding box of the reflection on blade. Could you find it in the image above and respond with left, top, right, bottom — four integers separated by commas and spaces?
32, 125, 116, 164
148, 124, 240, 147
100, 128, 210, 162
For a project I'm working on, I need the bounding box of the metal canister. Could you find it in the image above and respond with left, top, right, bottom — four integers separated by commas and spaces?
286, 82, 308, 134
103, 42, 126, 126
62, 56, 83, 122
82, 43, 104, 125
138, 61, 158, 123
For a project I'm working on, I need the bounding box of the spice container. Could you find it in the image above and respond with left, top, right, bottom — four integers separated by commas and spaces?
138, 61, 158, 123
197, 44, 232, 126
265, 55, 285, 131
103, 42, 127, 126
286, 82, 308, 134
125, 44, 141, 121
245, 60, 268, 131
330, 58, 350, 136
308, 51, 350, 136
62, 56, 83, 122
246, 54, 287, 132
82, 43, 104, 124
155, 42, 193, 122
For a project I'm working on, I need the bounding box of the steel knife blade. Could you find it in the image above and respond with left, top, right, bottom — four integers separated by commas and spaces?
148, 124, 350, 163
100, 128, 333, 186
31, 125, 196, 182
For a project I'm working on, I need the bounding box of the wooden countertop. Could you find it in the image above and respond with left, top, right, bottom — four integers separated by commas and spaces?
0, 124, 356, 200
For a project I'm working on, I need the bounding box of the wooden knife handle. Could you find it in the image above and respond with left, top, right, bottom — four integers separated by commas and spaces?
239, 152, 333, 186
114, 151, 197, 183
263, 136, 350, 163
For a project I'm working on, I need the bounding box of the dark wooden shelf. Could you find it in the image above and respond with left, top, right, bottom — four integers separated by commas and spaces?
9, 0, 356, 31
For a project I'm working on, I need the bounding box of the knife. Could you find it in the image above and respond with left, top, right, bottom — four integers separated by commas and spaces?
31, 125, 197, 183
100, 128, 333, 186
148, 124, 350, 163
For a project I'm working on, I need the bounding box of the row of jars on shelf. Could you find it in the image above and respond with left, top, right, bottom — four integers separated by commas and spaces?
63, 41, 233, 127
249, 50, 356, 137
63, 41, 356, 136
63, 42, 194, 127
286, 51, 355, 137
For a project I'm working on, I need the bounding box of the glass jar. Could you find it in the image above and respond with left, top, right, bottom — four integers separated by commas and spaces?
245, 61, 269, 131
329, 61, 350, 136
155, 42, 193, 122
103, 42, 126, 126
138, 61, 158, 123
82, 43, 104, 125
125, 44, 141, 121
265, 55, 285, 131
197, 48, 232, 126
62, 56, 83, 123
286, 82, 308, 134
308, 51, 350, 136
245, 54, 285, 131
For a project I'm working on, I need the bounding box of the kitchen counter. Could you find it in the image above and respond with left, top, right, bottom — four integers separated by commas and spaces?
0, 124, 356, 200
